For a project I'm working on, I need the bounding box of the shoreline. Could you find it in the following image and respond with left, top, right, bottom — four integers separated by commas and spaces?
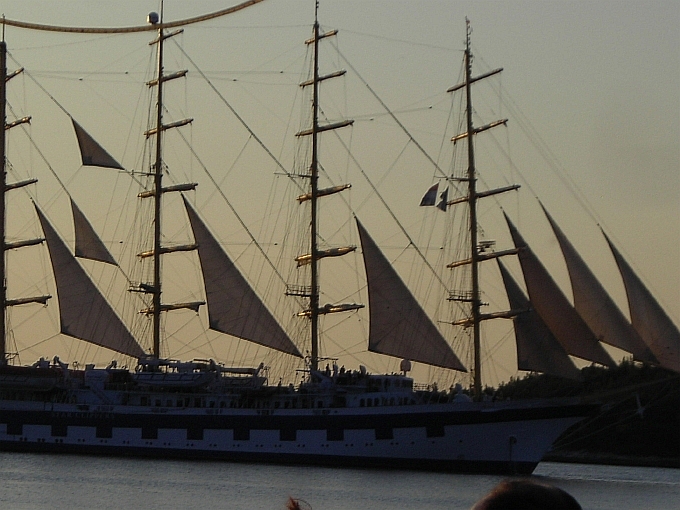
543, 451, 680, 469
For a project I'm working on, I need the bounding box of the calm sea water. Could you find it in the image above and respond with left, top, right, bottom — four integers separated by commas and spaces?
0, 453, 677, 510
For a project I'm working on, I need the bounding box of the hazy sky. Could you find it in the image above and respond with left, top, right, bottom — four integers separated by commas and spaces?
0, 0, 677, 385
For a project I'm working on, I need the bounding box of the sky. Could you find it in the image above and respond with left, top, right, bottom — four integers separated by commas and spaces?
0, 0, 677, 387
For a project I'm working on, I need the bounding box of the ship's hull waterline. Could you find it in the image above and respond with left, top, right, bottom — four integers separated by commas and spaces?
0, 397, 592, 474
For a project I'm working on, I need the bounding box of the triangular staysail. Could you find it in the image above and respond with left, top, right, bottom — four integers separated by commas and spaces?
356, 218, 466, 371
542, 206, 656, 364
504, 214, 615, 368
35, 205, 144, 358
71, 198, 117, 265
497, 260, 581, 380
71, 118, 124, 170
183, 197, 302, 358
604, 232, 680, 373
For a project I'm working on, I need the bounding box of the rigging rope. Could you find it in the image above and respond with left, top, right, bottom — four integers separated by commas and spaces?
167, 40, 295, 287
0, 0, 266, 34
336, 46, 452, 183
170, 39, 302, 192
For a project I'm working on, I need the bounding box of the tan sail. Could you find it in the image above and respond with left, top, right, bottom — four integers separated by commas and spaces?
543, 205, 656, 364
498, 260, 581, 380
183, 197, 302, 358
71, 198, 117, 265
356, 218, 466, 371
71, 119, 124, 170
35, 205, 144, 358
505, 214, 615, 367
604, 232, 680, 372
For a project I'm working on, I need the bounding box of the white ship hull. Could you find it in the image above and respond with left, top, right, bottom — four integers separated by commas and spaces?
0, 394, 591, 474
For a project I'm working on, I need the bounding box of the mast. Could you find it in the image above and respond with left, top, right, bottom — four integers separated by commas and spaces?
463, 23, 483, 398
0, 37, 47, 365
151, 13, 164, 358
445, 19, 512, 399
142, 7, 197, 359
309, 4, 320, 372
291, 3, 356, 372
0, 39, 6, 364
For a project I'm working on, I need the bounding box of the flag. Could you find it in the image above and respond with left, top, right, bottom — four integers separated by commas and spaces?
437, 187, 449, 211
419, 183, 438, 206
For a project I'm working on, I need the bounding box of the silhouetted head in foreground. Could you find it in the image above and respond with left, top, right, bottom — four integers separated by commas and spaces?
286, 497, 312, 510
471, 480, 582, 510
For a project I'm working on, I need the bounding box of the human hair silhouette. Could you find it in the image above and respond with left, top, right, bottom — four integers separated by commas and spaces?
286, 497, 312, 510
471, 480, 582, 510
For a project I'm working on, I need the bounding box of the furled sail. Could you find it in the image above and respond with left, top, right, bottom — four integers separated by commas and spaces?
71, 198, 117, 265
603, 232, 680, 373
35, 205, 145, 358
71, 118, 124, 170
497, 260, 581, 380
183, 197, 302, 358
356, 218, 466, 371
543, 206, 656, 364
505, 214, 615, 367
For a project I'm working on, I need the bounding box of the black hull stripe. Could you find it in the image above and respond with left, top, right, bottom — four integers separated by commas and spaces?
0, 440, 538, 475
0, 403, 596, 431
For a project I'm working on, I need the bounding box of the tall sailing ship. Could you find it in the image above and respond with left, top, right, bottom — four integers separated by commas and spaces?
0, 4, 677, 475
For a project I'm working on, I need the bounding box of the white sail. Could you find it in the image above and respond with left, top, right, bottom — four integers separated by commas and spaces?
505, 214, 615, 368
604, 232, 680, 373
71, 198, 117, 265
71, 119, 124, 170
183, 197, 302, 358
498, 260, 581, 380
356, 218, 466, 372
543, 206, 656, 364
35, 205, 144, 358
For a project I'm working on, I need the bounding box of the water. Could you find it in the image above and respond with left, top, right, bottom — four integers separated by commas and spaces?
0, 453, 677, 509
